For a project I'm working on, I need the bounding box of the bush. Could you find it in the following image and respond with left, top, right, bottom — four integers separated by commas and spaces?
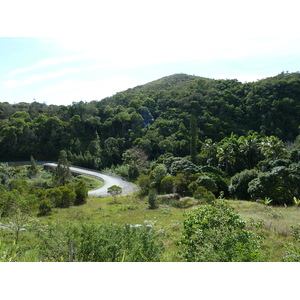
172, 197, 198, 209
137, 174, 151, 195
73, 179, 88, 205
179, 200, 265, 262
148, 189, 158, 209
38, 199, 53, 216
248, 165, 300, 205
229, 169, 258, 200
160, 176, 175, 194
196, 175, 218, 193
156, 193, 180, 204
46, 186, 76, 208
193, 186, 215, 204
167, 157, 200, 175
59, 186, 76, 208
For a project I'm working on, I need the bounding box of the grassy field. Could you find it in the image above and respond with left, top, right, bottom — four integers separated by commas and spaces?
76, 174, 104, 190
41, 194, 300, 262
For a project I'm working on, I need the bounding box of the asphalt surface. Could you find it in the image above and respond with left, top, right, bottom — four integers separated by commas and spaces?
44, 163, 140, 197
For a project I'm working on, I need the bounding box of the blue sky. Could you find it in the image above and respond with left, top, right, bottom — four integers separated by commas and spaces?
0, 0, 300, 105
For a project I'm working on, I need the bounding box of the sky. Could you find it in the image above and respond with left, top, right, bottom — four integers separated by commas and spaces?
0, 0, 300, 106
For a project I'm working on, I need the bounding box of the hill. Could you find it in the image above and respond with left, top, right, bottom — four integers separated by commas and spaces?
1, 71, 300, 164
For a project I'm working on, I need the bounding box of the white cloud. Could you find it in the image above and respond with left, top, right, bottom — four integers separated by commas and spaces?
37, 76, 147, 105
9, 55, 87, 76
2, 64, 104, 89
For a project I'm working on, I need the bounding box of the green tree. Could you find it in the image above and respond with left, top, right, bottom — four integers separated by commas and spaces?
258, 136, 285, 160
54, 150, 72, 186
148, 188, 158, 209
107, 185, 122, 200
190, 111, 198, 164
229, 169, 259, 200
74, 179, 88, 205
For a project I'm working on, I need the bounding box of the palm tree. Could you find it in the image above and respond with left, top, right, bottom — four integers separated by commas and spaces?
258, 136, 285, 160
238, 132, 260, 169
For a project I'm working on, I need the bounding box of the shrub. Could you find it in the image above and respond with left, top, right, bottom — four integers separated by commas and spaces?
45, 188, 63, 208
247, 165, 300, 205
193, 186, 215, 204
179, 200, 265, 262
168, 157, 200, 175
196, 175, 218, 193
107, 185, 122, 199
38, 199, 53, 216
229, 169, 258, 200
160, 176, 175, 194
172, 197, 198, 209
137, 174, 151, 195
156, 193, 180, 204
73, 179, 88, 205
148, 189, 158, 209
59, 186, 76, 208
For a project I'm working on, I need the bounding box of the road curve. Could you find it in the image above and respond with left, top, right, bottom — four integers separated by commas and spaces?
44, 163, 140, 197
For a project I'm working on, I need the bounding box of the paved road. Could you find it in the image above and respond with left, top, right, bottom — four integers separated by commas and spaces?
44, 163, 140, 197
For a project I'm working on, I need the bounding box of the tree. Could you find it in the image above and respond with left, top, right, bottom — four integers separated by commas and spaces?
74, 179, 88, 205
107, 185, 122, 200
190, 111, 198, 164
229, 169, 258, 200
179, 200, 265, 262
258, 136, 285, 160
148, 188, 157, 209
238, 132, 261, 169
0, 189, 38, 244
28, 155, 39, 177
54, 150, 72, 186
247, 165, 300, 205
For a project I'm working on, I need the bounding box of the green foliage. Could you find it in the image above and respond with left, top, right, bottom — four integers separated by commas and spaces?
137, 174, 151, 195
73, 179, 88, 205
72, 223, 164, 262
248, 165, 300, 205
193, 186, 215, 203
54, 150, 72, 186
38, 199, 53, 216
283, 224, 300, 262
45, 186, 76, 208
107, 185, 122, 199
229, 169, 258, 200
160, 176, 175, 194
293, 197, 300, 207
195, 174, 218, 193
179, 200, 265, 262
168, 157, 200, 176
148, 188, 158, 209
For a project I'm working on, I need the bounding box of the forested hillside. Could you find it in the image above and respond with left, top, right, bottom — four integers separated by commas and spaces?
1, 72, 300, 162
2, 72, 300, 205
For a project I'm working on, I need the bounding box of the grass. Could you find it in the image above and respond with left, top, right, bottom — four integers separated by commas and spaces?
5, 192, 300, 261
228, 200, 300, 260
39, 196, 300, 261
76, 174, 104, 191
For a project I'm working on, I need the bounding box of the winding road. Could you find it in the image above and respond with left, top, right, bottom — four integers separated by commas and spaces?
44, 163, 140, 197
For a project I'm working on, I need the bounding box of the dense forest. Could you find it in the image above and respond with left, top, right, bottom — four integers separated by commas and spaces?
2, 72, 300, 203
1, 71, 300, 161
2, 71, 300, 261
